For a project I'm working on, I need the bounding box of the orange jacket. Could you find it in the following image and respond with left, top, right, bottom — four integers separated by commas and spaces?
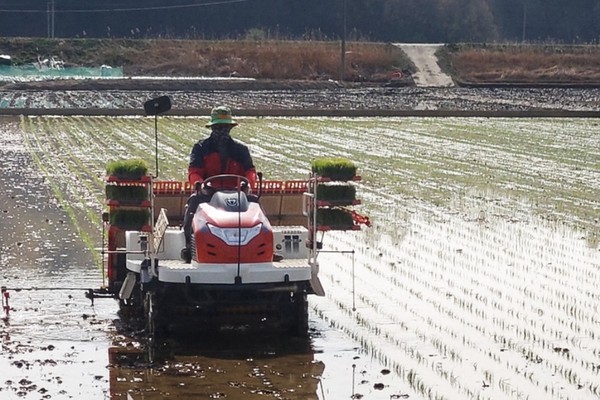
188, 137, 256, 189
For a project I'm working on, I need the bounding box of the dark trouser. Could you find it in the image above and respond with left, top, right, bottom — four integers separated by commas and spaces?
182, 192, 211, 248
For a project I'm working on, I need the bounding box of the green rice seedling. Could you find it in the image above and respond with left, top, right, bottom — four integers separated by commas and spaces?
106, 159, 148, 180
109, 208, 150, 229
316, 208, 355, 228
105, 184, 149, 203
311, 157, 357, 181
317, 183, 357, 202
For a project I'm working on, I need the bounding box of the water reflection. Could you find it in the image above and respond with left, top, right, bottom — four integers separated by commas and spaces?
108, 331, 324, 400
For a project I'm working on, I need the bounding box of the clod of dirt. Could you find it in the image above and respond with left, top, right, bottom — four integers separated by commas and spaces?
373, 382, 385, 390
381, 368, 391, 375
553, 347, 570, 353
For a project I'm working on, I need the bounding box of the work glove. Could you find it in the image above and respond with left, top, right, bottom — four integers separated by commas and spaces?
195, 181, 212, 197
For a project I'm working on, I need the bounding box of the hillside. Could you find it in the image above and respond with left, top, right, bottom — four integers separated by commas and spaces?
0, 38, 411, 83
1, 38, 600, 89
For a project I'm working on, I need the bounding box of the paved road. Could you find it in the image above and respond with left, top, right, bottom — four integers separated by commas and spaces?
394, 43, 455, 88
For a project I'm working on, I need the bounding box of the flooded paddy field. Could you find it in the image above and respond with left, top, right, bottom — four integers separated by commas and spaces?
1, 114, 599, 399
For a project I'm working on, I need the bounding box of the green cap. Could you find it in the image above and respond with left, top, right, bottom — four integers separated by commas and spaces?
206, 105, 238, 127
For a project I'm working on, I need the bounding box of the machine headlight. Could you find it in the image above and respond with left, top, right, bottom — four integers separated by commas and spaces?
207, 223, 263, 246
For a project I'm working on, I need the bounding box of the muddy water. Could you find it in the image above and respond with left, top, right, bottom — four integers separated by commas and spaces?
0, 120, 114, 399
3, 114, 599, 399
1, 119, 114, 399
0, 118, 409, 399
314, 199, 600, 400
107, 321, 407, 399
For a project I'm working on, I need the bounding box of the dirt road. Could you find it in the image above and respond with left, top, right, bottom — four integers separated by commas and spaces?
394, 43, 455, 87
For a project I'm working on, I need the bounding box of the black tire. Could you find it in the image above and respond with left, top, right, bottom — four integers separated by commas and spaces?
144, 290, 170, 339
117, 284, 145, 331
289, 291, 309, 337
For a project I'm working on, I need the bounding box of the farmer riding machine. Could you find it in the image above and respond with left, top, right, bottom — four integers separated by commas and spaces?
100, 97, 369, 336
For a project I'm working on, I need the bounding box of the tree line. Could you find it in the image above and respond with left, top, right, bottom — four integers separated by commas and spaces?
0, 0, 598, 43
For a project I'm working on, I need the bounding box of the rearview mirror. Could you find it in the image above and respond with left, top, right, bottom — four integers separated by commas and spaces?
144, 95, 172, 116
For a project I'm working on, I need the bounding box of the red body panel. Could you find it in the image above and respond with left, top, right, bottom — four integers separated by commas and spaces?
192, 202, 274, 263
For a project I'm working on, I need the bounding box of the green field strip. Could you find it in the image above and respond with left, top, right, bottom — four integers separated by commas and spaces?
43, 118, 107, 193
21, 118, 103, 216
25, 118, 105, 209
15, 116, 600, 250
19, 116, 102, 268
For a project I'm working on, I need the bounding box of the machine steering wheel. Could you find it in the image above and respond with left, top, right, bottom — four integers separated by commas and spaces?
202, 174, 250, 193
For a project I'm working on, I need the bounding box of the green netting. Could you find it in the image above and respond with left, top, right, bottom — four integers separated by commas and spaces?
0, 65, 123, 77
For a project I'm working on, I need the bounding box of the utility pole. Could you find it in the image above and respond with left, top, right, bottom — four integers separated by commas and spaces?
47, 0, 55, 38
340, 0, 347, 81
522, 0, 527, 42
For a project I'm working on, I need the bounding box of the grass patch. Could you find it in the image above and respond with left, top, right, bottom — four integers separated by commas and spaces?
436, 45, 458, 80
445, 43, 600, 84
0, 38, 409, 82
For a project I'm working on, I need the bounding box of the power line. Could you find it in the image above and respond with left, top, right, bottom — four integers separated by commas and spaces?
0, 0, 252, 13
